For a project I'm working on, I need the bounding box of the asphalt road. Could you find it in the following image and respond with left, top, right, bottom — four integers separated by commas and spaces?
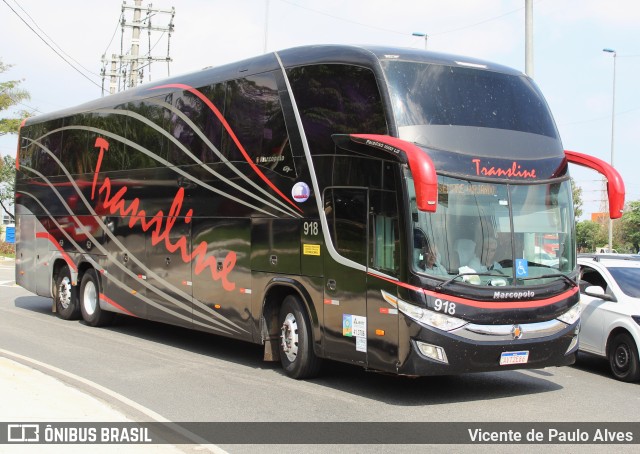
0, 259, 638, 453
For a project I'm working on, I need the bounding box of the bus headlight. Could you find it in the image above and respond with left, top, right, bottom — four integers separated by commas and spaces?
556, 303, 581, 325
397, 300, 467, 331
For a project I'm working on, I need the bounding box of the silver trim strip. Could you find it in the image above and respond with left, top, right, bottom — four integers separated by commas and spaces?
31, 128, 275, 217
452, 319, 568, 341
18, 163, 247, 335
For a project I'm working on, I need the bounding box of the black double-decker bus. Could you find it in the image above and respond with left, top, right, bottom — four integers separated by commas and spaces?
15, 45, 624, 379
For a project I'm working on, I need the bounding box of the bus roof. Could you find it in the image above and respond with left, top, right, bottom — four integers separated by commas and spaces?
25, 44, 524, 126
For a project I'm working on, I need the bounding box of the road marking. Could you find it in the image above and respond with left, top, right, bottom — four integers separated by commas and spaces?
0, 348, 228, 453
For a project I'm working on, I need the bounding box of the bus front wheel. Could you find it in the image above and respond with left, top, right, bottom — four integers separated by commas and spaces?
80, 269, 114, 327
278, 295, 321, 379
54, 265, 79, 320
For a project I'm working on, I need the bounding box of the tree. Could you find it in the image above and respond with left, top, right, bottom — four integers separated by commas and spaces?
1, 59, 31, 136
571, 178, 583, 221
0, 155, 15, 221
576, 220, 605, 253
1, 58, 31, 222
621, 201, 640, 253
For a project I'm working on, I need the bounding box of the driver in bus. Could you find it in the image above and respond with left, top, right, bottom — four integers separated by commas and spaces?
419, 246, 448, 276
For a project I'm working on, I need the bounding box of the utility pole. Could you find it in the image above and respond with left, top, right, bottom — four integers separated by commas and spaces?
101, 1, 175, 94
129, 0, 142, 88
525, 0, 534, 77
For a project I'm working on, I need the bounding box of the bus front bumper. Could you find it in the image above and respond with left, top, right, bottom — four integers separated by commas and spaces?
396, 319, 579, 376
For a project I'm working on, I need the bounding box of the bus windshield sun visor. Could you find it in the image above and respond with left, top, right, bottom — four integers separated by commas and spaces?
332, 134, 438, 212
564, 150, 625, 219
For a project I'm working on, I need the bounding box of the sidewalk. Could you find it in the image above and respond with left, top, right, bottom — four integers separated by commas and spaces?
0, 356, 187, 453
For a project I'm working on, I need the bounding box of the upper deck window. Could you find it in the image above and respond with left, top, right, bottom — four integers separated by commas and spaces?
382, 61, 558, 138
287, 64, 388, 155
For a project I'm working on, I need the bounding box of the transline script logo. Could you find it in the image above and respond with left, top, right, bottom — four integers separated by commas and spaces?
472, 159, 537, 179
92, 138, 237, 291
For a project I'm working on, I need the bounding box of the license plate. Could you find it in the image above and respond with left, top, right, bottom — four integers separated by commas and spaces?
499, 351, 529, 365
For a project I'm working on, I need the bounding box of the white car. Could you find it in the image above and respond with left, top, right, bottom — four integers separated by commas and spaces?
577, 256, 640, 382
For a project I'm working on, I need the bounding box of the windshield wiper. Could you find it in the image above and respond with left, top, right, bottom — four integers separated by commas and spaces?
435, 271, 504, 291
518, 273, 577, 288
436, 271, 577, 291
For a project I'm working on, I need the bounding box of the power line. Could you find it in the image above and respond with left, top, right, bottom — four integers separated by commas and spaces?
277, 0, 525, 39
102, 12, 125, 58
2, 0, 102, 89
11, 0, 101, 77
277, 0, 408, 36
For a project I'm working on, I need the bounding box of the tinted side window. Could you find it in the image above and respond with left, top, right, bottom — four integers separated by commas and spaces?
196, 83, 225, 164
287, 64, 388, 156
169, 90, 206, 166
223, 72, 295, 178
84, 110, 127, 174
60, 114, 89, 176
369, 188, 400, 275
128, 96, 171, 166
324, 187, 368, 266
34, 119, 64, 177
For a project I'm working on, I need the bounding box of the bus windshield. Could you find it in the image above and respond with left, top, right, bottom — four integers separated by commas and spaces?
382, 60, 558, 138
408, 173, 576, 287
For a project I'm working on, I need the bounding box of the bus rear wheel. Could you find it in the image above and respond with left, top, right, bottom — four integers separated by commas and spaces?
278, 295, 321, 379
54, 265, 79, 320
80, 269, 114, 327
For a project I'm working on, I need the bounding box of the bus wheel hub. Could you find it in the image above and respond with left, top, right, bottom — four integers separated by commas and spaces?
280, 313, 299, 362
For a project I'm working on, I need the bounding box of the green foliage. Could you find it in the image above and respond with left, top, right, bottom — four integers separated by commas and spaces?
1, 59, 31, 136
0, 155, 15, 221
621, 201, 640, 253
576, 220, 605, 253
571, 178, 583, 221
0, 241, 15, 258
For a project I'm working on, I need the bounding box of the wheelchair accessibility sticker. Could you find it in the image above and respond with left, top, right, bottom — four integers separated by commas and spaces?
515, 259, 529, 278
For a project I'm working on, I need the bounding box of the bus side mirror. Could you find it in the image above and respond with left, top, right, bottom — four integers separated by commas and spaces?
332, 134, 438, 212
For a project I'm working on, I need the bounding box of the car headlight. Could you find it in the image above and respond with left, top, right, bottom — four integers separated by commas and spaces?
556, 303, 581, 325
397, 300, 467, 331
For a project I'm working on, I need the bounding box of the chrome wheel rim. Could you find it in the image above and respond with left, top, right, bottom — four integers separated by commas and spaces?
57, 277, 72, 310
83, 280, 98, 316
280, 313, 299, 363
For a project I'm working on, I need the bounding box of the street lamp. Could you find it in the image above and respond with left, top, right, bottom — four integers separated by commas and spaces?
603, 48, 616, 252
412, 32, 428, 50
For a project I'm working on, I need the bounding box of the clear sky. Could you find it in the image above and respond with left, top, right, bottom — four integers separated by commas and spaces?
1, 0, 638, 219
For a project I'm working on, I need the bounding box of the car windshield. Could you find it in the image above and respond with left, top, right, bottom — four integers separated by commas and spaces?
408, 172, 576, 287
608, 267, 640, 298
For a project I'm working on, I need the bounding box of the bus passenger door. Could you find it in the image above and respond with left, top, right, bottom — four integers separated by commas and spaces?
364, 188, 401, 373
322, 187, 368, 365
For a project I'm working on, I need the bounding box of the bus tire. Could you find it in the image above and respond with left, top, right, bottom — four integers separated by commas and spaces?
278, 295, 322, 379
608, 333, 640, 382
54, 265, 79, 320
80, 269, 114, 327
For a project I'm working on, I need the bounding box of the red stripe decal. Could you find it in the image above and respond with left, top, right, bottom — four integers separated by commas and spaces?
368, 272, 578, 309
151, 83, 303, 214
100, 293, 137, 317
35, 232, 77, 272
